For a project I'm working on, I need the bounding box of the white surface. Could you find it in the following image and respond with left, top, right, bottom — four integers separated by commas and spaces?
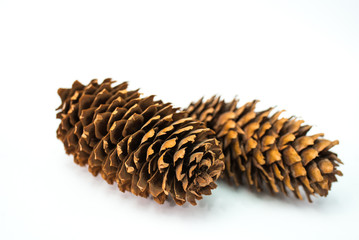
0, 1, 358, 239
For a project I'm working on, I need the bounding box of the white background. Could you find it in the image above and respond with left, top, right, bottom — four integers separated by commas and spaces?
1, 1, 358, 239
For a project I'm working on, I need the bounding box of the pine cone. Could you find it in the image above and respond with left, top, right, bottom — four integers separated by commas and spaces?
186, 96, 343, 201
56, 79, 224, 205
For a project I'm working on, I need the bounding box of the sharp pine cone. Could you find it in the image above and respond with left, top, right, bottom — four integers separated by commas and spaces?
186, 96, 343, 201
56, 79, 224, 205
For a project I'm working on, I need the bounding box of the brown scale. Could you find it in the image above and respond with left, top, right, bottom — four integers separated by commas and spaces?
186, 96, 343, 201
56, 79, 224, 205
56, 78, 134, 165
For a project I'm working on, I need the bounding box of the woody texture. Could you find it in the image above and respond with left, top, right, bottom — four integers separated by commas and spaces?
56, 79, 224, 205
186, 96, 343, 201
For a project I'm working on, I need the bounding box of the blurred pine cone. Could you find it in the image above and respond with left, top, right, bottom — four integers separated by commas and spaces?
186, 96, 343, 201
56, 79, 224, 205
